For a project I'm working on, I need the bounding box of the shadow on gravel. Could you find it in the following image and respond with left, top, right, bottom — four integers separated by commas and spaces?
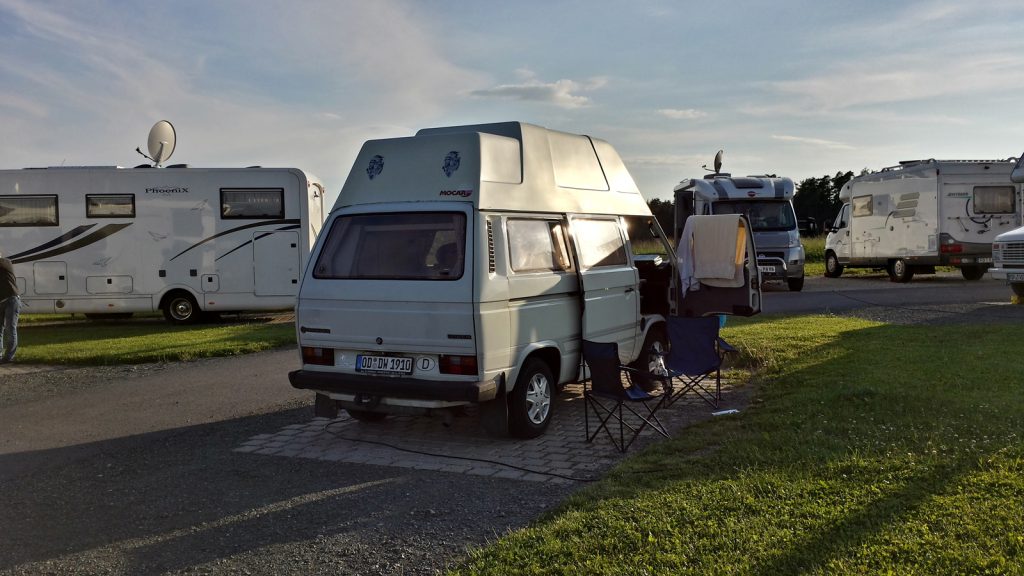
0, 406, 404, 574
0, 403, 573, 575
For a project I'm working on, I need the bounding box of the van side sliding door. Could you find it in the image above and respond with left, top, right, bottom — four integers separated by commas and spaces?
569, 215, 640, 363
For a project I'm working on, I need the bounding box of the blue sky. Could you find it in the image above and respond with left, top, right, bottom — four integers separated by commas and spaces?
2, 0, 1023, 206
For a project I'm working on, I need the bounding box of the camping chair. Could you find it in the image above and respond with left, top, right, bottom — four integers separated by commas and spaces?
581, 340, 670, 452
660, 315, 737, 408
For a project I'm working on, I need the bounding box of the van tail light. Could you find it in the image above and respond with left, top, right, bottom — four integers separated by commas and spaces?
302, 347, 335, 366
439, 355, 478, 375
940, 243, 963, 254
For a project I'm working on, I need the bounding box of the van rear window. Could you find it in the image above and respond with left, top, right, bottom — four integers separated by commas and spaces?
313, 212, 466, 280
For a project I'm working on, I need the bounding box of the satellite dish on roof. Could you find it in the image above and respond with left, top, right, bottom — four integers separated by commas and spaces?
702, 149, 724, 175
148, 120, 176, 166
136, 120, 176, 167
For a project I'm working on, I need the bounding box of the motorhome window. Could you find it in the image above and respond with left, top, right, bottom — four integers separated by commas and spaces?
575, 218, 627, 269
973, 186, 1015, 214
220, 188, 284, 219
507, 219, 571, 272
312, 212, 466, 280
713, 200, 796, 232
86, 194, 135, 218
0, 195, 58, 226
852, 195, 873, 217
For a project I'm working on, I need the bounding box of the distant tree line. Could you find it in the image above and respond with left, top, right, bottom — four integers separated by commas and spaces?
645, 171, 857, 237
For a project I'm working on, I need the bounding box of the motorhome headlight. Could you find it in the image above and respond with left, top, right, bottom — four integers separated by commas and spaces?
439, 354, 478, 376
301, 346, 335, 366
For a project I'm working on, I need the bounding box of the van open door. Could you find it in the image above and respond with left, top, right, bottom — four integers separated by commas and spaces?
569, 215, 641, 363
674, 214, 761, 317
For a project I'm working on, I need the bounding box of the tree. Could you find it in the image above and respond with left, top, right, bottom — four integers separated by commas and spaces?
793, 171, 854, 234
647, 198, 674, 236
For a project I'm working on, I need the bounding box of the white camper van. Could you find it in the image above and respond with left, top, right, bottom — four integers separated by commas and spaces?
0, 166, 325, 322
989, 154, 1024, 296
289, 122, 761, 438
674, 174, 805, 291
824, 159, 1022, 282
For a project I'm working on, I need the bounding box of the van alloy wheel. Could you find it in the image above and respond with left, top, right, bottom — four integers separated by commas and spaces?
509, 358, 554, 438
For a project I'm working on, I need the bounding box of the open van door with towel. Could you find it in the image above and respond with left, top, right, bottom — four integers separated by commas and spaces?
675, 214, 762, 317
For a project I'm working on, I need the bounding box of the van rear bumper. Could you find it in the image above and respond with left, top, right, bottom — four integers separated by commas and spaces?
288, 370, 498, 403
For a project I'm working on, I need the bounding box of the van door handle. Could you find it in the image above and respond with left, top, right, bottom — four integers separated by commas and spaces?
624, 287, 635, 294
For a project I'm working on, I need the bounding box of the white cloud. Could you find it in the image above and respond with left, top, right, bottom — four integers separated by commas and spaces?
771, 134, 854, 150
657, 108, 707, 120
470, 70, 607, 109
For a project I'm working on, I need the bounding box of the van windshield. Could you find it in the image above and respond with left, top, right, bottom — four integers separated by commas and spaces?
713, 200, 796, 232
312, 212, 466, 280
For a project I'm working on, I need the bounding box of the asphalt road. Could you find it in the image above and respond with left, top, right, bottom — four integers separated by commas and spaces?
1, 276, 1021, 575
762, 272, 1017, 317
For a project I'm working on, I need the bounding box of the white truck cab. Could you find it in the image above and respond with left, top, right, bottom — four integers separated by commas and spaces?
989, 153, 1024, 296
289, 122, 761, 438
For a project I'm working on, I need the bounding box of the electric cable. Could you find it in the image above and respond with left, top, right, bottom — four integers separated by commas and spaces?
323, 418, 598, 483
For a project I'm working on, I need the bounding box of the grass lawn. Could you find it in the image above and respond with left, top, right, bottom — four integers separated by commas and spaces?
455, 316, 1024, 575
15, 316, 296, 364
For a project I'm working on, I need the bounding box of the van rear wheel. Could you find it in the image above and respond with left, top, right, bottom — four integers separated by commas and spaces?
509, 358, 553, 438
1011, 283, 1024, 297
787, 275, 805, 292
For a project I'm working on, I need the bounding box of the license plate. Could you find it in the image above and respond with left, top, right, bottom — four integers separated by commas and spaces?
977, 257, 992, 263
758, 265, 776, 274
357, 354, 413, 375
1008, 273, 1024, 282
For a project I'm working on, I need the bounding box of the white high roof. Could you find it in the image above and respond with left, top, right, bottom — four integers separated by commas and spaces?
334, 122, 652, 216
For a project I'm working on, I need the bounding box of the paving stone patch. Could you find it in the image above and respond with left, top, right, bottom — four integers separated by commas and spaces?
236, 381, 747, 483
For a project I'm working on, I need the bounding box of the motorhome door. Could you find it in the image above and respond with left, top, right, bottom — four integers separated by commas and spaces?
569, 215, 640, 363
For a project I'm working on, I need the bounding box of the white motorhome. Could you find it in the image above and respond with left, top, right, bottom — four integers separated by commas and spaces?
989, 153, 1024, 296
0, 166, 325, 322
674, 174, 805, 291
824, 159, 1022, 282
289, 122, 761, 438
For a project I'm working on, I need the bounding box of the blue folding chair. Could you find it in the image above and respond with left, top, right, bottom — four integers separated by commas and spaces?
581, 340, 670, 452
661, 316, 737, 408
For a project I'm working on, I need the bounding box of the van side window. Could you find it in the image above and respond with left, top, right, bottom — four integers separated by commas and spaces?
852, 195, 873, 217
0, 195, 58, 226
87, 194, 135, 218
574, 218, 627, 269
973, 186, 1015, 214
221, 188, 284, 219
507, 219, 571, 272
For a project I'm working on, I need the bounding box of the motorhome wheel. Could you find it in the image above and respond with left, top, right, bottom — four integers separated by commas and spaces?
960, 265, 986, 281
162, 292, 201, 324
824, 252, 843, 278
509, 358, 554, 438
888, 259, 914, 283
